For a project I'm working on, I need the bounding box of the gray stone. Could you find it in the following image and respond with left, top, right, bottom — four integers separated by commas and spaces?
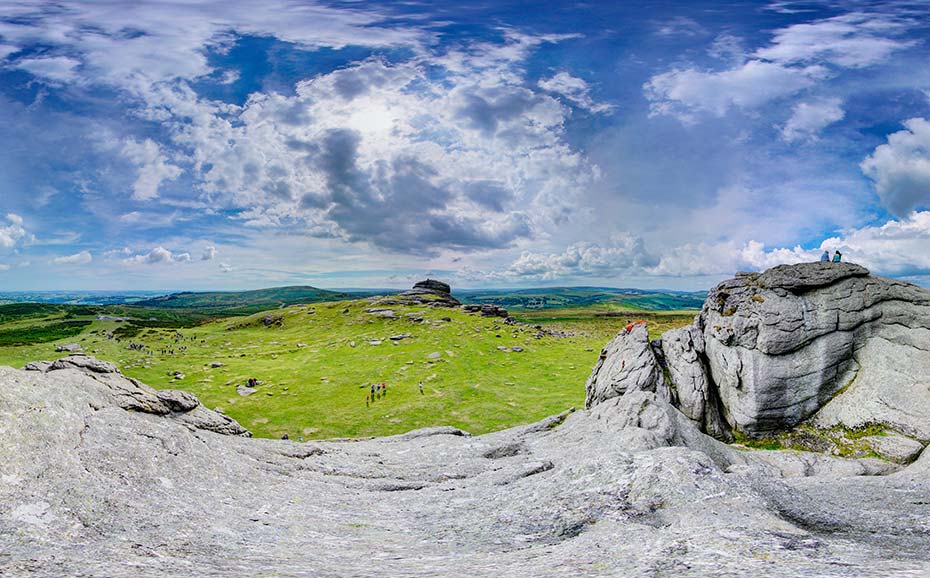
861, 433, 926, 464
49, 354, 118, 374
55, 343, 82, 353
413, 279, 452, 294
585, 323, 661, 408
236, 385, 256, 397
2, 361, 930, 576
156, 389, 200, 412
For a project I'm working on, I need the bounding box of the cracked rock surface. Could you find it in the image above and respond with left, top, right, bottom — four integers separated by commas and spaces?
2, 351, 930, 577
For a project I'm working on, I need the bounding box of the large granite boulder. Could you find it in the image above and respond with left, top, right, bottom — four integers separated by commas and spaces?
413, 279, 452, 294
699, 262, 930, 436
585, 323, 668, 407
370, 279, 461, 308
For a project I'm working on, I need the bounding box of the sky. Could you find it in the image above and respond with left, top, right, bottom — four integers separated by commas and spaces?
2, 0, 930, 291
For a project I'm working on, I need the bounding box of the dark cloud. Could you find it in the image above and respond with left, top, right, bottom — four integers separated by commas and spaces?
312, 128, 533, 254
454, 88, 540, 135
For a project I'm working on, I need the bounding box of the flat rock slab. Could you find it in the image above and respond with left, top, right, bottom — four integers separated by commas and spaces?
862, 434, 926, 464
3, 362, 930, 577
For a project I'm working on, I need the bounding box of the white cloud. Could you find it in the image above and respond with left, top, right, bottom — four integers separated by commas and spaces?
0, 3, 599, 257
219, 261, 233, 273
0, 213, 27, 249
53, 250, 92, 265
14, 56, 81, 83
201, 246, 217, 261
0, 1, 424, 90
0, 263, 9, 271
154, 50, 596, 254
0, 44, 18, 60
122, 246, 192, 265
654, 16, 706, 38
121, 138, 182, 201
467, 211, 930, 282
755, 12, 914, 69
861, 117, 930, 217
645, 60, 816, 120
538, 72, 614, 114
465, 235, 656, 282
646, 12, 914, 122
780, 97, 845, 142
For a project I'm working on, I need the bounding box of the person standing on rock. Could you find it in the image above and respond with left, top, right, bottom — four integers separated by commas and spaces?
833, 250, 842, 263
820, 250, 830, 262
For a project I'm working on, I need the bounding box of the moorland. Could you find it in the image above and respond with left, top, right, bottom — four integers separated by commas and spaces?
0, 285, 697, 438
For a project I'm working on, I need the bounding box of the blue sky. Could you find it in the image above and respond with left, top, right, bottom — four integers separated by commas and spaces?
2, 0, 930, 291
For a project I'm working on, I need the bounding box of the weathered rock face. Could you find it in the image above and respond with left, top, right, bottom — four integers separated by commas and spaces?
588, 262, 930, 444
371, 279, 462, 308
585, 323, 663, 407
2, 358, 929, 577
700, 262, 930, 436
414, 278, 452, 294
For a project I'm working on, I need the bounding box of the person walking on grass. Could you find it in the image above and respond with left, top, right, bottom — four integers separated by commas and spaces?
419, 381, 424, 395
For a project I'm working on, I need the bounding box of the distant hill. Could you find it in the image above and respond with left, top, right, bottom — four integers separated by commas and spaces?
134, 286, 351, 313
457, 286, 706, 311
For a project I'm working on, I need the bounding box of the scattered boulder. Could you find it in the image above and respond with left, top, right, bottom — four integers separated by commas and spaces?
413, 279, 451, 294
862, 433, 926, 464
209, 362, 224, 368
55, 343, 82, 353
462, 304, 509, 318
365, 308, 397, 318
390, 333, 412, 341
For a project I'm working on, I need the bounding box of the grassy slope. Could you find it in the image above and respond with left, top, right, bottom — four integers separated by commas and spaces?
0, 299, 696, 439
134, 285, 350, 314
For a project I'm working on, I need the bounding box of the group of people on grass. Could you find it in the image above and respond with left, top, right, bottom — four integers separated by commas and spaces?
820, 250, 843, 263
364, 381, 426, 407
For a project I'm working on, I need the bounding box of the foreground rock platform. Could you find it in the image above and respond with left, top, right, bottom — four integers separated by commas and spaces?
2, 351, 930, 577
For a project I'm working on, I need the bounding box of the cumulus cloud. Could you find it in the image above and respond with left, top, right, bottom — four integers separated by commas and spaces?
123, 246, 192, 264
53, 250, 92, 265
158, 50, 596, 254
646, 12, 913, 122
466, 235, 657, 282
466, 210, 930, 283
0, 3, 599, 257
121, 138, 182, 201
645, 60, 817, 120
861, 117, 930, 217
0, 213, 27, 249
538, 72, 614, 114
0, 263, 9, 271
780, 97, 845, 142
219, 262, 232, 273
201, 246, 217, 261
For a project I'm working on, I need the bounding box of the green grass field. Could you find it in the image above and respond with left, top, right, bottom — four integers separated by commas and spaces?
0, 299, 697, 439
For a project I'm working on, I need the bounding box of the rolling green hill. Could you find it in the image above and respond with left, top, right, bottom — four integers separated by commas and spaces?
458, 286, 706, 311
134, 285, 351, 314
0, 297, 696, 439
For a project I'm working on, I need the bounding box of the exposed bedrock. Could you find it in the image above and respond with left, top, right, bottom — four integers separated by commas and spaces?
586, 262, 930, 440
